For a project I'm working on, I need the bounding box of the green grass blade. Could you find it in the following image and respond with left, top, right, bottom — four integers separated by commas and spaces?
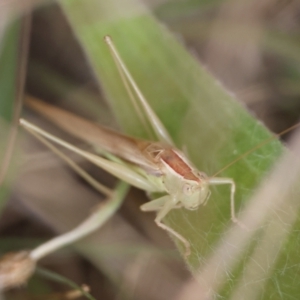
0, 22, 20, 122
36, 267, 96, 300
0, 18, 28, 210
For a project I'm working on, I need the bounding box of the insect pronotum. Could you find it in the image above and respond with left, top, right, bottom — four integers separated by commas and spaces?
19, 36, 299, 258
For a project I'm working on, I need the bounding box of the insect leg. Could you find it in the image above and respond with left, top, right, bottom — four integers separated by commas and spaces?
208, 177, 238, 222
104, 36, 174, 146
141, 196, 183, 212
20, 119, 156, 192
140, 195, 170, 212
23, 123, 113, 197
19, 119, 131, 259
208, 177, 246, 228
151, 196, 191, 257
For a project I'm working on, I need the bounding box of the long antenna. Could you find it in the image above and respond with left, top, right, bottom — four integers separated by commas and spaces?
212, 122, 300, 177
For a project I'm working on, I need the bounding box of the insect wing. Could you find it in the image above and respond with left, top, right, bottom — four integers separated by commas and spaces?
25, 96, 162, 175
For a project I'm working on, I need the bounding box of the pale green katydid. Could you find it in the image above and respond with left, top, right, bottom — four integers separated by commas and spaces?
20, 37, 300, 258
19, 36, 240, 258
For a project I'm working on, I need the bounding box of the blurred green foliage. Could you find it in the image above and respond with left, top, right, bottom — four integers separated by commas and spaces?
0, 20, 22, 210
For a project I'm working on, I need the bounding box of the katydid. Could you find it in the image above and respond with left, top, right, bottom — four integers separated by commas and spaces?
19, 37, 299, 258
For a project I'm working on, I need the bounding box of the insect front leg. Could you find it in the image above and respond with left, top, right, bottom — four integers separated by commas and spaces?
140, 195, 170, 212
141, 195, 183, 212
208, 177, 246, 229
143, 196, 191, 258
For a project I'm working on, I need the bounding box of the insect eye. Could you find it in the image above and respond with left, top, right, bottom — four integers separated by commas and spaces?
183, 184, 193, 195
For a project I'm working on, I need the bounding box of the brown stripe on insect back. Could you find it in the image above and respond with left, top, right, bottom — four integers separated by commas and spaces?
160, 149, 200, 182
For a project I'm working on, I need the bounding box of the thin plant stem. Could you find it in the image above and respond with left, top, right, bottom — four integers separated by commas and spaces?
30, 181, 129, 261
